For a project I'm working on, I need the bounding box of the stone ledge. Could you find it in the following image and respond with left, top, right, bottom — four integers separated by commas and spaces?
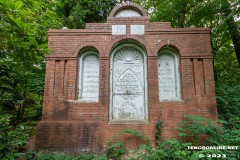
108, 120, 149, 124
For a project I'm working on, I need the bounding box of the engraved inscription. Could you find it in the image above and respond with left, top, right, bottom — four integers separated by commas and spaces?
112, 48, 145, 120
158, 54, 178, 101
112, 25, 126, 35
80, 54, 99, 101
130, 25, 145, 35
115, 9, 141, 17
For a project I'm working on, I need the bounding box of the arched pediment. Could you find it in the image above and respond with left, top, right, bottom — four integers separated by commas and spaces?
109, 1, 147, 18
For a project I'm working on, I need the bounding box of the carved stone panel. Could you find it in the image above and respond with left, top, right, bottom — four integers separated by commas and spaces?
112, 25, 126, 35
111, 47, 146, 120
115, 9, 141, 17
79, 54, 99, 102
130, 25, 145, 35
158, 53, 180, 101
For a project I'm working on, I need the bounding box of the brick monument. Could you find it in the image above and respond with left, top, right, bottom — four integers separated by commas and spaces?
35, 1, 217, 153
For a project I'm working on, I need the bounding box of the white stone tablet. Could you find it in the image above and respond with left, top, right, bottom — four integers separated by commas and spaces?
158, 52, 180, 101
111, 47, 146, 120
112, 25, 126, 35
130, 25, 145, 35
78, 52, 99, 102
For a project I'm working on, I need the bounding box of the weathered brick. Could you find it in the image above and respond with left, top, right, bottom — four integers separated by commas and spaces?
35, 2, 217, 153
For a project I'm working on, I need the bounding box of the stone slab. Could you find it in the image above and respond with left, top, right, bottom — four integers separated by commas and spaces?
112, 25, 126, 35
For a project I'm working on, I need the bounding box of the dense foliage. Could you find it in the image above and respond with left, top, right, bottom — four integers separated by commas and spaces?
0, 0, 61, 123
0, 0, 239, 159
158, 116, 239, 159
104, 116, 240, 160
0, 0, 61, 159
133, 0, 240, 65
56, 0, 118, 28
18, 152, 108, 160
0, 114, 35, 159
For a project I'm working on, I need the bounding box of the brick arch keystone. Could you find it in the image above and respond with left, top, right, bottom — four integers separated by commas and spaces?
109, 1, 147, 17
105, 35, 153, 57
72, 41, 104, 57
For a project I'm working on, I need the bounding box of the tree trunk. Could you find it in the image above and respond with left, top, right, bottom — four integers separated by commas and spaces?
178, 13, 186, 28
16, 104, 25, 124
223, 1, 240, 66
178, 0, 188, 28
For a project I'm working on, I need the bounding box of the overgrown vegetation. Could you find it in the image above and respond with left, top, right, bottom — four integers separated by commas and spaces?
17, 152, 108, 160
155, 114, 163, 145
106, 115, 240, 160
0, 114, 36, 159
106, 129, 151, 159
0, 0, 239, 159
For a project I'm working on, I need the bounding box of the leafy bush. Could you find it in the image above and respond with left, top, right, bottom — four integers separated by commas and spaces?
19, 152, 108, 160
0, 114, 35, 159
140, 139, 192, 160
155, 115, 163, 146
177, 115, 221, 146
139, 115, 240, 160
216, 83, 240, 130
106, 129, 151, 159
106, 142, 125, 160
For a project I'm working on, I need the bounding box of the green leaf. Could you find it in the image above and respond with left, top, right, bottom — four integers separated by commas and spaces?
178, 133, 187, 137
7, 15, 22, 29
38, 43, 48, 49
15, 1, 23, 9
14, 152, 25, 157
28, 38, 38, 47
217, 119, 228, 125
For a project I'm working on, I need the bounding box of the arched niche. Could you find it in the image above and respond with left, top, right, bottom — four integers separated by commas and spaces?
109, 43, 148, 123
158, 48, 181, 102
78, 49, 99, 102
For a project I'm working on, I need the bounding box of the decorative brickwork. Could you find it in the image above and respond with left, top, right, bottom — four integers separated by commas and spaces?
35, 2, 217, 153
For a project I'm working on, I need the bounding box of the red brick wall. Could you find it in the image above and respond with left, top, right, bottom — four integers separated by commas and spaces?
35, 2, 217, 153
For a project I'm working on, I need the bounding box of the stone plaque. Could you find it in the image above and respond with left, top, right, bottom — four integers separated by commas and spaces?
79, 54, 99, 102
115, 9, 141, 17
130, 25, 145, 35
112, 25, 126, 35
112, 48, 145, 120
158, 54, 178, 101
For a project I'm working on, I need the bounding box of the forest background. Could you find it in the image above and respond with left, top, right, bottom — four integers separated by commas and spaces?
0, 0, 239, 159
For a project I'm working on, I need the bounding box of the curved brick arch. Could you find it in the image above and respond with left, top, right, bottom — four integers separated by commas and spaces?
72, 41, 104, 57
105, 35, 153, 57
109, 1, 147, 17
154, 39, 183, 56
